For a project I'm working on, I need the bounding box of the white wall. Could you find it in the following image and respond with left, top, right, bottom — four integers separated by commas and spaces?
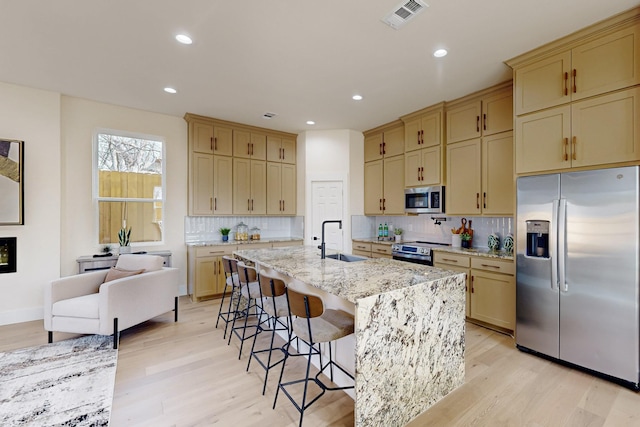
0, 82, 62, 325
300, 130, 364, 253
60, 96, 188, 283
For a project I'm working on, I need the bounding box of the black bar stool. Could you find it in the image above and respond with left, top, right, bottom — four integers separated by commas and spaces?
274, 287, 355, 427
228, 261, 263, 359
216, 255, 239, 340
246, 271, 291, 395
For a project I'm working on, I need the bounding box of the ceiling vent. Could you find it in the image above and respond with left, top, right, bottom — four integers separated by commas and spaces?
262, 112, 277, 119
382, 0, 428, 29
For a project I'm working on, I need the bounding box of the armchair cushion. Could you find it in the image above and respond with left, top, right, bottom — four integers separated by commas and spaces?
52, 293, 99, 319
104, 266, 145, 283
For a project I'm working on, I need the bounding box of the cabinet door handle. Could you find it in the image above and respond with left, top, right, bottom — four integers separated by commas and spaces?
247, 144, 251, 155
481, 264, 501, 269
572, 69, 577, 93
379, 199, 383, 211
382, 142, 386, 155
563, 137, 569, 161
208, 250, 225, 255
483, 113, 487, 131
471, 275, 475, 293
379, 143, 383, 156
476, 116, 480, 133
282, 200, 285, 211
281, 147, 284, 160
420, 129, 424, 144
210, 197, 213, 210
421, 166, 424, 181
210, 136, 214, 151
382, 198, 386, 211
417, 130, 421, 145
476, 193, 480, 209
417, 168, 421, 181
572, 136, 577, 160
214, 197, 217, 211
214, 137, 218, 151
251, 199, 254, 211
483, 192, 486, 209
442, 258, 458, 263
248, 199, 251, 211
564, 72, 569, 96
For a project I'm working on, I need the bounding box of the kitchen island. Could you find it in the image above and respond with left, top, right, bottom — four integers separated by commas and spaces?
234, 245, 465, 427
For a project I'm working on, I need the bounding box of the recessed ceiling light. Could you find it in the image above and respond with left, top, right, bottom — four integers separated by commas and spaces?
352, 95, 363, 101
433, 48, 448, 58
164, 87, 177, 94
175, 34, 193, 45
306, 121, 315, 125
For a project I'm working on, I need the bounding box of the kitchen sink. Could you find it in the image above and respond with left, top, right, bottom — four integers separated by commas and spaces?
325, 253, 367, 262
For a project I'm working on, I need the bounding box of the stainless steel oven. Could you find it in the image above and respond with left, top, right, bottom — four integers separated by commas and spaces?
391, 241, 450, 266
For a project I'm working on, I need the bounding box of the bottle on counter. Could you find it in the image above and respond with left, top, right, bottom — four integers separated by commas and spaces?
378, 223, 383, 238
383, 222, 388, 238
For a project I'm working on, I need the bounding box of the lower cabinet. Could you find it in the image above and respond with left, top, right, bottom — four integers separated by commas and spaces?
351, 241, 393, 259
188, 241, 303, 301
352, 241, 372, 258
434, 251, 515, 332
189, 245, 236, 302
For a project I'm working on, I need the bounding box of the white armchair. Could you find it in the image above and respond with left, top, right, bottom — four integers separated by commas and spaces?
44, 254, 180, 349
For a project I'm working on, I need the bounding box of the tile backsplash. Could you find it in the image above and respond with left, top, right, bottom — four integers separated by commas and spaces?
352, 215, 513, 250
185, 216, 304, 243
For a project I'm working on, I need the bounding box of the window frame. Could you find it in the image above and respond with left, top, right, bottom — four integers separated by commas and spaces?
93, 128, 166, 246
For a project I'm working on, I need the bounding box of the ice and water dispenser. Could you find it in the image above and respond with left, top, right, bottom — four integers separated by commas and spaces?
526, 220, 549, 258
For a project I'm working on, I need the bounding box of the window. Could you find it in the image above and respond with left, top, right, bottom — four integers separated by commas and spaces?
95, 130, 164, 245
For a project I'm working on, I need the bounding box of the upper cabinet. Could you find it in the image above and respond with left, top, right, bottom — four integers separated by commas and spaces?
364, 121, 404, 162
267, 135, 296, 164
446, 84, 513, 144
508, 8, 640, 175
445, 83, 514, 216
233, 130, 266, 160
513, 25, 640, 116
401, 104, 445, 187
190, 120, 233, 156
184, 113, 297, 216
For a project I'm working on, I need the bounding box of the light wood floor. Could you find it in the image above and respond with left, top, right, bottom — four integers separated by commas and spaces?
2, 297, 640, 426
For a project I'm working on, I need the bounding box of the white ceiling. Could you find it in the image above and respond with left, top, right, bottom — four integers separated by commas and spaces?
1, 0, 639, 134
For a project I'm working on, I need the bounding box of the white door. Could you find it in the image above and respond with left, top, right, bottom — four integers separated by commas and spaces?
311, 181, 344, 252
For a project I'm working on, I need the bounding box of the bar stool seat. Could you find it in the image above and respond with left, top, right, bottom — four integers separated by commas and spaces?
274, 287, 354, 427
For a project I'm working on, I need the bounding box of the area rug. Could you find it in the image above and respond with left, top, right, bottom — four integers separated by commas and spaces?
0, 335, 118, 426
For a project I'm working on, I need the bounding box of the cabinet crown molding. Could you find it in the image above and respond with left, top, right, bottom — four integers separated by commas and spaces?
184, 112, 297, 139
362, 119, 404, 136
444, 80, 513, 110
506, 6, 640, 69
400, 102, 445, 123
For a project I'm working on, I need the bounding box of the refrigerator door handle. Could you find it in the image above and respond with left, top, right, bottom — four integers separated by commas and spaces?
558, 198, 567, 292
551, 199, 559, 291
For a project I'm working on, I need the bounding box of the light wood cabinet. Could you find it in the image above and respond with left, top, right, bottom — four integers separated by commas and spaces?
185, 113, 297, 216
190, 121, 233, 156
513, 25, 640, 116
470, 257, 515, 331
267, 136, 296, 164
516, 87, 640, 174
352, 241, 372, 258
371, 243, 392, 259
434, 252, 471, 317
446, 85, 513, 144
233, 158, 266, 215
190, 153, 214, 215
233, 130, 266, 160
403, 108, 442, 152
405, 146, 441, 187
434, 251, 515, 331
364, 155, 405, 215
266, 162, 296, 215
364, 121, 405, 162
447, 132, 514, 216
189, 245, 236, 301
446, 139, 482, 215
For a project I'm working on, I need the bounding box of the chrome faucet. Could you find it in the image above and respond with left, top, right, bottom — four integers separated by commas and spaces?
317, 220, 342, 259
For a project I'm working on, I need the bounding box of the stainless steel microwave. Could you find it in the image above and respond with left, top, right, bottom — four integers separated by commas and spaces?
404, 186, 445, 214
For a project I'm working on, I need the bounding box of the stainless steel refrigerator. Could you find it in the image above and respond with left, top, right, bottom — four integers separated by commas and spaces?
516, 166, 640, 388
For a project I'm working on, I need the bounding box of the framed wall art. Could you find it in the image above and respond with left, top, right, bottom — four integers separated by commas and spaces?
0, 139, 24, 225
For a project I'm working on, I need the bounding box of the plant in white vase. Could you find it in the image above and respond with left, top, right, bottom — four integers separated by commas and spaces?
118, 226, 132, 254
394, 228, 403, 242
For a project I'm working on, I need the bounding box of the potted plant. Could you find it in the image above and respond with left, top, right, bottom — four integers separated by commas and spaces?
394, 228, 403, 242
118, 226, 132, 253
219, 227, 231, 242
460, 232, 472, 249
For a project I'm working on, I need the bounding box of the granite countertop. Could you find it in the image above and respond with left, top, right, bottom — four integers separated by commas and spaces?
186, 237, 303, 247
234, 245, 463, 304
352, 237, 514, 260
433, 246, 514, 260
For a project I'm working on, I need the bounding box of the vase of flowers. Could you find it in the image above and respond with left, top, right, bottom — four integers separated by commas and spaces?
460, 232, 472, 249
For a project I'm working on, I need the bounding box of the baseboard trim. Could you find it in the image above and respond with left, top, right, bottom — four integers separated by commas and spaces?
0, 306, 44, 326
